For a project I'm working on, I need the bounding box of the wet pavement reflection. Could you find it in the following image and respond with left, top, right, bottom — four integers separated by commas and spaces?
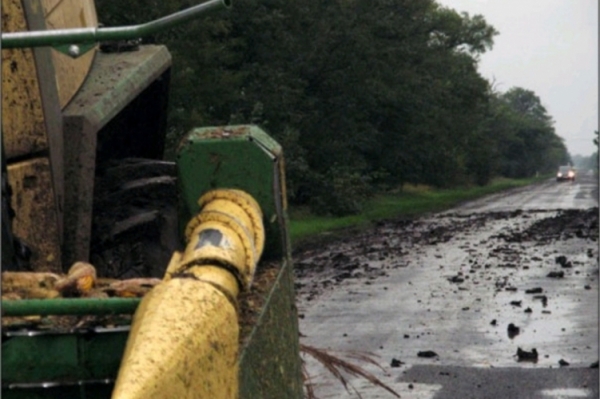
295, 176, 598, 398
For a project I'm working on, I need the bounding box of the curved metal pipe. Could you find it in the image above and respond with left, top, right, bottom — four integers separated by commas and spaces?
1, 0, 231, 49
111, 189, 264, 399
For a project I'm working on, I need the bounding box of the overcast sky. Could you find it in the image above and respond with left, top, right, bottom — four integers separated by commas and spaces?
435, 0, 598, 157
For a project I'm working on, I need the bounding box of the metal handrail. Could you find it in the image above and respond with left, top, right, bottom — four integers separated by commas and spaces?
1, 0, 231, 50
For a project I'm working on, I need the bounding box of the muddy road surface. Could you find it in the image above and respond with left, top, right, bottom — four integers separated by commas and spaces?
295, 172, 598, 399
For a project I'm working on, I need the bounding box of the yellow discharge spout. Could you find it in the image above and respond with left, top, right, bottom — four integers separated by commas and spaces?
111, 189, 264, 399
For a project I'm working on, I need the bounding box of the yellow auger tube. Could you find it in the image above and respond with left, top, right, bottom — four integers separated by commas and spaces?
111, 189, 265, 399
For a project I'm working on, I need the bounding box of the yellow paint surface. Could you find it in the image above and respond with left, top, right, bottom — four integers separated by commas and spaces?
195, 189, 265, 257
112, 190, 268, 398
7, 158, 62, 273
1, 0, 48, 159
41, 0, 98, 108
112, 278, 239, 399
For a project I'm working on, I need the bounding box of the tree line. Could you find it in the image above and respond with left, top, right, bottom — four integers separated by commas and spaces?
96, 0, 571, 216
573, 131, 599, 172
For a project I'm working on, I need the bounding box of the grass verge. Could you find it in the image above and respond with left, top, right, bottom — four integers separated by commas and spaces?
289, 175, 549, 250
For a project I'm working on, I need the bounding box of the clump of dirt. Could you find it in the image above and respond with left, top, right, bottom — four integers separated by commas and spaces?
511, 207, 599, 242
293, 207, 599, 301
294, 211, 509, 298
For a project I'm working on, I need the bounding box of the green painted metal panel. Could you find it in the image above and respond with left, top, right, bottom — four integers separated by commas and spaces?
2, 329, 128, 398
239, 259, 304, 399
3, 334, 82, 382
81, 331, 130, 378
2, 298, 141, 317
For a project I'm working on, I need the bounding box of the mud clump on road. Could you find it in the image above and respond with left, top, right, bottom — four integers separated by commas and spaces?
294, 207, 599, 302
496, 207, 599, 243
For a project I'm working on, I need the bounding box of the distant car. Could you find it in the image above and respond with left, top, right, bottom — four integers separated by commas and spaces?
556, 165, 576, 182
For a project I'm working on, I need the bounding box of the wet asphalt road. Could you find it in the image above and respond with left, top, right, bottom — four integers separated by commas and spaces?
295, 172, 599, 399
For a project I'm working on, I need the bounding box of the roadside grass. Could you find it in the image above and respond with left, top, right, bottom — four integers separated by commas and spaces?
289, 175, 549, 249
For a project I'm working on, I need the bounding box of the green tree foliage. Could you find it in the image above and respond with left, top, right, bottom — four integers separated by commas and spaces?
484, 87, 568, 178
95, 0, 567, 215
572, 151, 598, 172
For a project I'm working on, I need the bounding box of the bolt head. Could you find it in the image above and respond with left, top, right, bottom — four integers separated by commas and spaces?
68, 45, 80, 57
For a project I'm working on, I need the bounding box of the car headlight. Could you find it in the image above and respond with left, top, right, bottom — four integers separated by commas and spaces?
557, 173, 562, 177
568, 171, 574, 177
